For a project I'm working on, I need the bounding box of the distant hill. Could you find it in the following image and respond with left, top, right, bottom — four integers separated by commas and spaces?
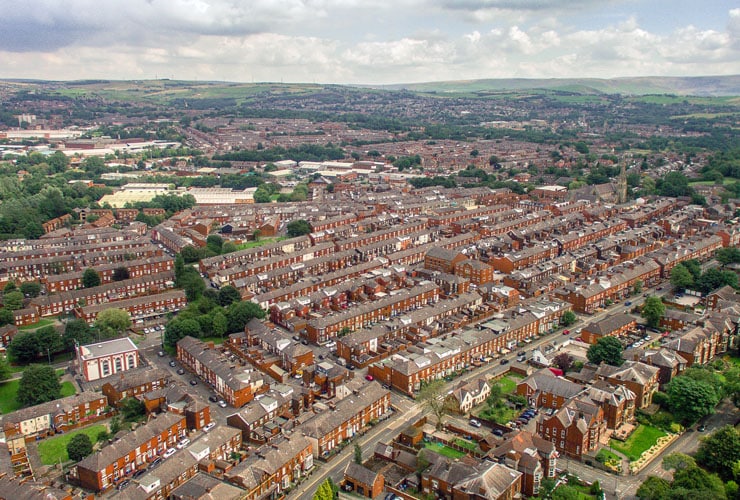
371, 75, 740, 97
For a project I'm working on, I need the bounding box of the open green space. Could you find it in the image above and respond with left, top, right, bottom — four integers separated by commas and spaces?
496, 375, 520, 394
236, 237, 283, 250
37, 424, 107, 464
60, 381, 77, 397
18, 318, 55, 330
609, 424, 667, 461
596, 447, 621, 464
0, 380, 21, 414
424, 442, 466, 459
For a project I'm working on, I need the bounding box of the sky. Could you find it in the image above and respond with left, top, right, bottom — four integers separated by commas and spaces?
0, 0, 738, 85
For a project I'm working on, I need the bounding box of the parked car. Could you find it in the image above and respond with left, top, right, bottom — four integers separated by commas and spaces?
148, 457, 163, 469
177, 368, 185, 375
189, 379, 198, 386
163, 448, 176, 458
203, 422, 216, 432
500, 359, 509, 365
492, 429, 504, 437
169, 360, 176, 367
625, 301, 632, 306
563, 329, 570, 335
116, 479, 131, 491
218, 400, 227, 408
132, 469, 146, 479
208, 395, 218, 403
157, 351, 165, 357
176, 438, 190, 449
365, 374, 374, 381
698, 424, 706, 432
469, 419, 482, 428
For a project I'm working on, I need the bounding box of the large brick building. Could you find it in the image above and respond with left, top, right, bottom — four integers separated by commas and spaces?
76, 337, 140, 382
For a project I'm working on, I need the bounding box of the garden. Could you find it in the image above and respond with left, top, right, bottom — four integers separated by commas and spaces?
609, 424, 667, 461
37, 424, 107, 464
0, 373, 76, 414
474, 374, 525, 424
424, 441, 466, 459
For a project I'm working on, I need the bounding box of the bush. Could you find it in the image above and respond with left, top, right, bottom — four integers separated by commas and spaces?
652, 391, 669, 409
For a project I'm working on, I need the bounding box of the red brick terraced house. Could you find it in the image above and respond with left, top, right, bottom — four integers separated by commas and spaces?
177, 336, 267, 408
74, 289, 187, 324
0, 392, 109, 440
101, 367, 171, 407
580, 313, 637, 345
301, 381, 390, 459
68, 412, 187, 492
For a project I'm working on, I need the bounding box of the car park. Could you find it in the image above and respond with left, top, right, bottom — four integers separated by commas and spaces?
203, 422, 216, 432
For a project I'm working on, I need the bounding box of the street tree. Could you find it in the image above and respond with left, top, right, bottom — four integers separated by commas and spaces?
164, 318, 202, 348
82, 268, 101, 288
17, 365, 61, 407
666, 375, 720, 425
560, 310, 577, 327
586, 336, 624, 366
696, 426, 740, 481
636, 476, 671, 500
95, 308, 131, 339
641, 296, 665, 328
418, 379, 454, 430
354, 443, 362, 464
67, 433, 93, 462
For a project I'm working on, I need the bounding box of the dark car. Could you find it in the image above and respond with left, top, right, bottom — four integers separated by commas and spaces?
301, 340, 309, 345
169, 360, 176, 367
698, 424, 706, 432
347, 364, 356, 370
132, 469, 146, 479
177, 368, 185, 375
208, 395, 218, 403
500, 359, 509, 365
117, 479, 131, 491
492, 429, 504, 437
148, 457, 162, 469
189, 379, 198, 386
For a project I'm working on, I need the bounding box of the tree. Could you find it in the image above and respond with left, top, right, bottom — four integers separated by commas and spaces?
19, 281, 41, 298
670, 265, 694, 293
35, 326, 63, 357
560, 310, 577, 327
553, 352, 574, 372
716, 247, 740, 266
3, 282, 16, 294
636, 476, 671, 500
3, 290, 23, 311
180, 272, 206, 302
353, 443, 362, 464
120, 397, 146, 422
218, 285, 241, 307
7, 332, 40, 364
180, 245, 201, 264
641, 296, 666, 329
226, 301, 266, 333
0, 357, 11, 381
696, 426, 740, 481
164, 318, 202, 348
633, 280, 643, 295
95, 308, 131, 339
112, 267, 130, 282
486, 383, 503, 409
666, 375, 720, 425
17, 365, 61, 407
66, 433, 93, 462
212, 311, 228, 339
0, 308, 12, 326
82, 268, 101, 288
206, 234, 223, 254
63, 319, 94, 351
222, 241, 237, 254
551, 485, 582, 500
313, 478, 336, 500
417, 379, 454, 430
286, 219, 312, 237
587, 336, 624, 366
662, 452, 696, 472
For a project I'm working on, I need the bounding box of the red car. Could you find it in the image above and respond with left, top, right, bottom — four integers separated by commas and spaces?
365, 374, 374, 381
562, 329, 570, 335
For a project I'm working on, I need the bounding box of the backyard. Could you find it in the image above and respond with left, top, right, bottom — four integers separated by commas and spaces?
424, 441, 466, 459
474, 374, 524, 424
37, 424, 107, 464
609, 424, 667, 461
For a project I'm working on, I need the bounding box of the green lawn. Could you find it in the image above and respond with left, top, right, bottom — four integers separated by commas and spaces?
424, 442, 466, 459
0, 380, 21, 414
553, 484, 597, 500
476, 404, 517, 424
201, 336, 226, 345
610, 424, 667, 461
60, 381, 76, 397
37, 424, 107, 465
596, 448, 621, 464
18, 318, 55, 330
496, 376, 519, 394
454, 438, 477, 451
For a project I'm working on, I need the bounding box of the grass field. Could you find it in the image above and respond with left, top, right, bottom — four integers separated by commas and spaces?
37, 424, 107, 465
496, 375, 520, 394
0, 380, 21, 414
236, 237, 283, 250
610, 424, 667, 461
424, 442, 466, 459
61, 381, 77, 397
18, 318, 55, 330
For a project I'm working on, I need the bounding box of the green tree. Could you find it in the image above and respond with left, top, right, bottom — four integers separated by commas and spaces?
82, 268, 101, 288
95, 308, 131, 339
112, 267, 130, 281
587, 336, 624, 366
17, 365, 61, 407
0, 308, 13, 326
286, 219, 312, 237
560, 310, 577, 327
3, 290, 23, 311
636, 476, 671, 500
313, 478, 335, 500
66, 433, 93, 462
641, 296, 666, 328
180, 245, 202, 264
120, 397, 146, 422
35, 326, 63, 357
0, 356, 11, 381
716, 247, 740, 266
354, 443, 362, 464
633, 280, 643, 295
212, 311, 228, 339
3, 282, 16, 294
666, 375, 720, 425
218, 285, 241, 307
63, 319, 94, 351
226, 301, 266, 333
19, 281, 41, 298
253, 187, 271, 203
552, 485, 581, 500
486, 383, 503, 408
179, 272, 206, 302
696, 426, 740, 481
221, 241, 237, 254
164, 318, 202, 348
7, 332, 40, 364
206, 234, 223, 254
670, 264, 694, 291
417, 379, 454, 430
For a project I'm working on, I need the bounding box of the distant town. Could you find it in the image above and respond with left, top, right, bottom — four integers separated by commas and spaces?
0, 79, 738, 500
